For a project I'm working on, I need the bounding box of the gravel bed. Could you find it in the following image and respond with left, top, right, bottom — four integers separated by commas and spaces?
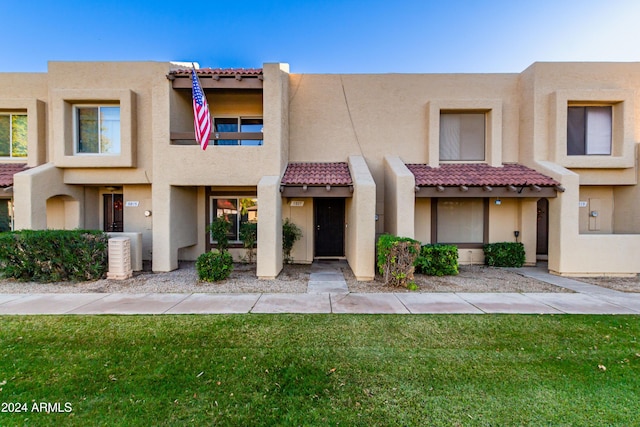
3, 262, 628, 294
345, 264, 575, 293
0, 263, 308, 294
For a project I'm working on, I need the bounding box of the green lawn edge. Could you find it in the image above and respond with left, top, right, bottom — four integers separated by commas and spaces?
1, 314, 639, 426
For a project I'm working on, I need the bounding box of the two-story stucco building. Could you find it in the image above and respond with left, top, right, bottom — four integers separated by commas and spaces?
1, 61, 638, 279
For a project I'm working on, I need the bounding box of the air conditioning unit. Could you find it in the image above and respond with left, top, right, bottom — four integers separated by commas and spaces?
107, 237, 133, 280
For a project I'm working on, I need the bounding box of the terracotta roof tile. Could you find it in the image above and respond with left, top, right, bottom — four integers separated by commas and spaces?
282, 162, 352, 186
406, 163, 560, 187
169, 67, 263, 77
0, 163, 28, 187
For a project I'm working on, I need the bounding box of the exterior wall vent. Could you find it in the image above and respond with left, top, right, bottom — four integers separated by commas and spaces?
107, 237, 133, 280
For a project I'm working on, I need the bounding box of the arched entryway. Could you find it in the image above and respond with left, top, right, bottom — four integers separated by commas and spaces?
46, 195, 81, 230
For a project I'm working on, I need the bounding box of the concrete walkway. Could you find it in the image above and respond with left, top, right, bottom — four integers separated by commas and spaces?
0, 262, 639, 315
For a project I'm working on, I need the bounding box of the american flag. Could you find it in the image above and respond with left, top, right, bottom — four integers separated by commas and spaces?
191, 67, 211, 150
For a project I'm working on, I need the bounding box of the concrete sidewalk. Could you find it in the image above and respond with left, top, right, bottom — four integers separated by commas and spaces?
0, 263, 638, 315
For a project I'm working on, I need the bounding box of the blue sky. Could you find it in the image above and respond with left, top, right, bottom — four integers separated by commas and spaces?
2, 0, 639, 73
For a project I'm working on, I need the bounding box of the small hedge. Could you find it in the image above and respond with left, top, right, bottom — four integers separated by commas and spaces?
0, 229, 108, 282
196, 250, 234, 282
483, 242, 526, 267
415, 244, 459, 276
376, 234, 421, 288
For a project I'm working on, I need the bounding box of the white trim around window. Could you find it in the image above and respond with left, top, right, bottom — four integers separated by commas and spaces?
0, 112, 28, 158
73, 105, 121, 155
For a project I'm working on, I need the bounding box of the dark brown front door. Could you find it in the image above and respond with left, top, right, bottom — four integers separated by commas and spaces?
315, 198, 345, 257
536, 198, 549, 255
104, 193, 124, 232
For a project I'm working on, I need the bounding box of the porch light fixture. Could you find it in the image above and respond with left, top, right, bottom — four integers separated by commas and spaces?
495, 198, 502, 205
144, 210, 152, 217
514, 230, 520, 242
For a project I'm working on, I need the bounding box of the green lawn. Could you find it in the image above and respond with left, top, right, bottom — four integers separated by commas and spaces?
1, 315, 639, 426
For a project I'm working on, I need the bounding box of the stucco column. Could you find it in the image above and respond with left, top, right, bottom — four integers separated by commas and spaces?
533, 161, 580, 274
257, 175, 283, 279
347, 156, 376, 280
383, 155, 415, 238
151, 183, 177, 272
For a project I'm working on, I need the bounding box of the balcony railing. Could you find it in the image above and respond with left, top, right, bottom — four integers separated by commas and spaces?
170, 132, 263, 146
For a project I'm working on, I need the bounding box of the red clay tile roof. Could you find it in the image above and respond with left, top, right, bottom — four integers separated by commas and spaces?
406, 163, 560, 187
282, 162, 352, 186
169, 68, 263, 77
0, 163, 28, 187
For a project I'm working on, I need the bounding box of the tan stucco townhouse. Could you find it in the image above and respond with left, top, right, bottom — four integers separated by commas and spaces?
0, 61, 638, 279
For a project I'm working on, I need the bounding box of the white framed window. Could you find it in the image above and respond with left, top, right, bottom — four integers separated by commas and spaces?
567, 106, 612, 155
209, 197, 258, 242
213, 117, 263, 146
0, 113, 27, 158
439, 112, 485, 161
74, 106, 121, 154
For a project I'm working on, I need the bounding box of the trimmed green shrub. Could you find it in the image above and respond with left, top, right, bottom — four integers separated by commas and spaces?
0, 229, 108, 282
196, 250, 234, 282
483, 242, 526, 267
415, 244, 459, 276
376, 234, 421, 288
208, 216, 232, 253
240, 221, 258, 263
282, 218, 302, 264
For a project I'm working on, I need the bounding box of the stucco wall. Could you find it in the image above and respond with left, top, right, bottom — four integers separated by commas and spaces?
346, 155, 376, 280
13, 163, 85, 230
282, 197, 314, 264
383, 155, 415, 238
288, 73, 521, 223
6, 60, 640, 276
519, 63, 640, 274
122, 185, 152, 260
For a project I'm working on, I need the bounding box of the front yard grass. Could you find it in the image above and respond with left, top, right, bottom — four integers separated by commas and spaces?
1, 315, 639, 426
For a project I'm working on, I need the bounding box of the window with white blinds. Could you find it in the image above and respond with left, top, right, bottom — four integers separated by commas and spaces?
439, 113, 485, 161
567, 106, 612, 155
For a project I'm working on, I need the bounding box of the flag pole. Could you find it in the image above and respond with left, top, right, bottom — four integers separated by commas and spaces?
190, 62, 212, 150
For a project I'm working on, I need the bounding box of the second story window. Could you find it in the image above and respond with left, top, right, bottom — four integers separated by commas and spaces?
0, 113, 27, 158
214, 117, 263, 146
439, 112, 485, 161
567, 106, 612, 155
76, 106, 121, 154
